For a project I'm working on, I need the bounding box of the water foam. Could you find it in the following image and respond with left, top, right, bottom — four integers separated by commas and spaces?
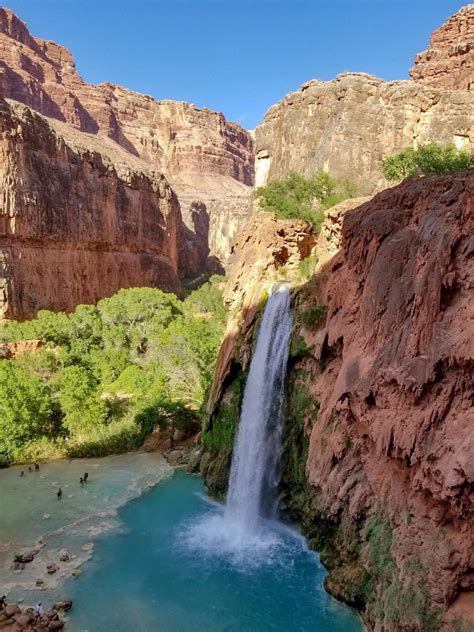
183, 288, 293, 567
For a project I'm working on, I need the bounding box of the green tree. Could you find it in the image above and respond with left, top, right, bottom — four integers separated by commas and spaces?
382, 143, 473, 181
0, 362, 53, 461
0, 281, 227, 461
98, 288, 182, 356
54, 365, 108, 436
256, 171, 355, 230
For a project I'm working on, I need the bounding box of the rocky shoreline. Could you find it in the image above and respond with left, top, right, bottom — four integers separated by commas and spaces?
0, 599, 71, 631
0, 451, 178, 631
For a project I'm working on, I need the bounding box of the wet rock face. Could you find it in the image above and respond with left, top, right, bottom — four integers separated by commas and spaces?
255, 72, 474, 196
291, 172, 473, 630
205, 212, 316, 418
0, 98, 208, 320
0, 7, 254, 265
410, 5, 474, 91
207, 172, 473, 630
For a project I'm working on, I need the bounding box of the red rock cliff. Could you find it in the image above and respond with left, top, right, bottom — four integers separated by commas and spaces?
299, 172, 473, 631
0, 98, 207, 320
255, 7, 473, 196
0, 7, 254, 265
204, 172, 473, 631
410, 5, 474, 91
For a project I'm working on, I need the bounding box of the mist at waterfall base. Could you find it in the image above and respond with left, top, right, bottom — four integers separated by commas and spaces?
66, 471, 361, 631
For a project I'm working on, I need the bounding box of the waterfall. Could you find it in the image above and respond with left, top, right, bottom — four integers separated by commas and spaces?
225, 287, 293, 533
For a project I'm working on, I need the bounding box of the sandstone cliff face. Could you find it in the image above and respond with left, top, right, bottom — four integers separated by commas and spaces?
410, 5, 474, 91
255, 72, 473, 195
298, 172, 473, 631
202, 172, 474, 631
0, 8, 254, 264
0, 98, 207, 320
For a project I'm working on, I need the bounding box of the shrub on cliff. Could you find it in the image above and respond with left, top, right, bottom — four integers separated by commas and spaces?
255, 171, 356, 231
382, 142, 474, 181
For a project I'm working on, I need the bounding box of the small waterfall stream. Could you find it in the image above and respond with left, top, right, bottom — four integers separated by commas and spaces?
225, 287, 293, 532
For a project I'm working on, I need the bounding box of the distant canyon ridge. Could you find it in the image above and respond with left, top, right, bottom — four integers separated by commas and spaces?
0, 4, 473, 318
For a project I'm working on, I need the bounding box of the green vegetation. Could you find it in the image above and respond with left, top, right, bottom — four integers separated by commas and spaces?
297, 254, 319, 282
382, 142, 474, 181
299, 304, 328, 330
202, 371, 246, 453
256, 171, 356, 230
363, 514, 442, 630
289, 333, 311, 358
282, 373, 319, 498
0, 279, 227, 464
364, 516, 395, 581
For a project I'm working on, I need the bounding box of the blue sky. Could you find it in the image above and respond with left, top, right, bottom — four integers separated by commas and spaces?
4, 1, 466, 128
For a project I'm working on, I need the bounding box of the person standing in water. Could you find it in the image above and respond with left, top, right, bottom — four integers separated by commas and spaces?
84, 472, 89, 482
80, 477, 84, 486
56, 488, 62, 500
35, 463, 40, 472
19, 471, 24, 477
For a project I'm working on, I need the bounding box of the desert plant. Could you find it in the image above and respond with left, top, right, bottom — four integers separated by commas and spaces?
382, 142, 473, 181
256, 171, 356, 231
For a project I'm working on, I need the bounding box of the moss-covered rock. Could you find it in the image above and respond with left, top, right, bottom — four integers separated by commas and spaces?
200, 367, 246, 498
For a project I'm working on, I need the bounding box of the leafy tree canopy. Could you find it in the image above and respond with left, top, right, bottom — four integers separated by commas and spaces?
0, 279, 227, 463
255, 171, 356, 231
382, 142, 473, 181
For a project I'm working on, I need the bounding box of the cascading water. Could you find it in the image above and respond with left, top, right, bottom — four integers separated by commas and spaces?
225, 286, 293, 533
183, 286, 296, 562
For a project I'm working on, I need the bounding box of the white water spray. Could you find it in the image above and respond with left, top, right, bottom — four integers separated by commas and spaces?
182, 287, 293, 561
225, 287, 293, 532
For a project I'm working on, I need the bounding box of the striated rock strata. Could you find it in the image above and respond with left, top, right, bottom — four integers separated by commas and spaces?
0, 98, 207, 320
255, 72, 473, 195
0, 7, 254, 265
202, 172, 474, 631
410, 5, 474, 91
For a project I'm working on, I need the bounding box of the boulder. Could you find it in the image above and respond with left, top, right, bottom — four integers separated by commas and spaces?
15, 613, 34, 627
52, 600, 72, 612
3, 604, 20, 617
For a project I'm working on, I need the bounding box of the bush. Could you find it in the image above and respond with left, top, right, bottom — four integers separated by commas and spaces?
299, 305, 328, 330
289, 333, 311, 358
256, 171, 356, 231
0, 281, 227, 464
0, 362, 55, 462
382, 142, 473, 181
135, 400, 198, 439
65, 419, 142, 458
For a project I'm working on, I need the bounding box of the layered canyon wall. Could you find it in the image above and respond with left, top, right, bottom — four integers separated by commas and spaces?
0, 7, 254, 274
0, 97, 208, 320
410, 4, 474, 91
255, 7, 473, 195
